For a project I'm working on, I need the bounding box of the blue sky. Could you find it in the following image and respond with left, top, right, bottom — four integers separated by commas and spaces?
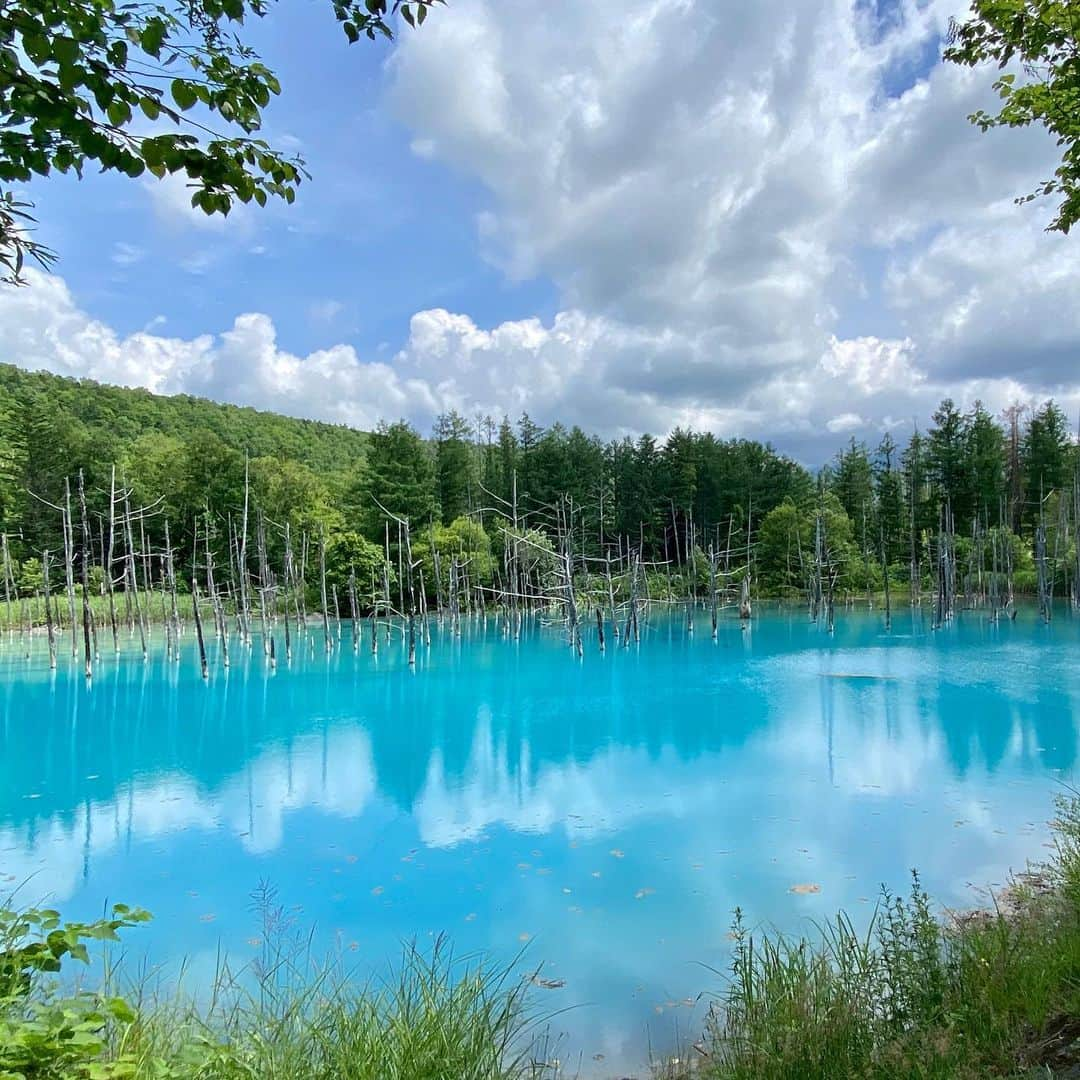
25, 6, 557, 357
3, 0, 1079, 459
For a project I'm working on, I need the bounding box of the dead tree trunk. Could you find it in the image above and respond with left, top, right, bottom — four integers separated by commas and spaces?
191, 526, 209, 679
63, 479, 77, 658
105, 467, 120, 652
164, 519, 182, 655
348, 568, 359, 652
42, 549, 56, 669
319, 527, 332, 653
0, 533, 13, 639
77, 471, 93, 680
122, 491, 148, 660
880, 527, 892, 632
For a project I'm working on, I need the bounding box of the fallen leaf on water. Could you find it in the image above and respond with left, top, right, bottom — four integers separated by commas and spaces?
634, 888, 655, 900
562, 888, 572, 894
516, 862, 531, 870
531, 976, 565, 990
199, 914, 216, 923
610, 849, 625, 859
464, 913, 477, 922
591, 871, 602, 878
789, 883, 821, 895
246, 937, 261, 947
371, 886, 384, 897
518, 933, 531, 942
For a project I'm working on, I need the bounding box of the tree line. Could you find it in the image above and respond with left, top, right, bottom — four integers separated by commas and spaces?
0, 364, 1076, 605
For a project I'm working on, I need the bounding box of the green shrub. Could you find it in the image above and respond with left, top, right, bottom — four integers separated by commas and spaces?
0, 891, 552, 1080
697, 793, 1080, 1079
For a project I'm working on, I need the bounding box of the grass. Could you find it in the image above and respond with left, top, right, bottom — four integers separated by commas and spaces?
677, 792, 1080, 1080
0, 588, 182, 634
7, 803, 1080, 1078
0, 886, 558, 1080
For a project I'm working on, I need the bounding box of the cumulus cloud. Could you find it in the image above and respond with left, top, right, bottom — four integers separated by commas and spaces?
0, 726, 376, 902
2, 0, 1079, 458
3, 269, 1078, 459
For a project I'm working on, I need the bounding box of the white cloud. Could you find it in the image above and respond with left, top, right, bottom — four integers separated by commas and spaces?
0, 725, 377, 902
2, 0, 1080, 457
820, 334, 922, 396
111, 242, 144, 267
3, 270, 1079, 458
143, 172, 252, 234
308, 299, 345, 324
380, 0, 1079, 446
827, 412, 867, 435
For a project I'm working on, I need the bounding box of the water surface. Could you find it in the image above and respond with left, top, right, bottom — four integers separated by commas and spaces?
1, 606, 1077, 1075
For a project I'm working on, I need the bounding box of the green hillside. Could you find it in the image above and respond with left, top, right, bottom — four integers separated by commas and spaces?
0, 363, 368, 475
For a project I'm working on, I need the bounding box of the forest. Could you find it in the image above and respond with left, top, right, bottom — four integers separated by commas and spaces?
0, 363, 1077, 613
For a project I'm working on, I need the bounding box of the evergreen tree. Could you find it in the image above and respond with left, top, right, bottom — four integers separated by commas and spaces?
830, 438, 874, 532
1023, 401, 1073, 523
966, 401, 1005, 525
901, 429, 932, 572
927, 398, 972, 527
1002, 403, 1025, 532
496, 416, 518, 515
516, 412, 543, 514
659, 428, 699, 561
361, 420, 436, 539
433, 410, 476, 525
874, 433, 905, 565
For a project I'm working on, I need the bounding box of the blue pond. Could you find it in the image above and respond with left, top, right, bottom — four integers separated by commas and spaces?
1, 606, 1078, 1075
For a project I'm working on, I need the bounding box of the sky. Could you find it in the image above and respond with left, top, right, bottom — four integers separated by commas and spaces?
2, 0, 1079, 463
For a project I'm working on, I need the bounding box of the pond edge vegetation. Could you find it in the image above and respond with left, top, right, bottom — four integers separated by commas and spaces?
2, 793, 1080, 1078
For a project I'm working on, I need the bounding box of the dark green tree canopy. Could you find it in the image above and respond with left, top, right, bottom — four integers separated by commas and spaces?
0, 0, 442, 282
945, 0, 1080, 233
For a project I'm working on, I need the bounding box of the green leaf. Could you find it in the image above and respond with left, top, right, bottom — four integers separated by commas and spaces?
52, 36, 80, 65
106, 997, 137, 1025
23, 34, 50, 65
171, 80, 198, 111
141, 20, 167, 57
106, 99, 131, 127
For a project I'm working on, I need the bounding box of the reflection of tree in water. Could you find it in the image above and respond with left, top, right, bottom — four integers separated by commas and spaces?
0, 628, 777, 840
365, 640, 773, 812
3, 614, 1077, 854
933, 678, 1076, 779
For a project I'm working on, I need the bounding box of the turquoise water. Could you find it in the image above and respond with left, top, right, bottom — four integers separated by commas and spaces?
1, 606, 1078, 1075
